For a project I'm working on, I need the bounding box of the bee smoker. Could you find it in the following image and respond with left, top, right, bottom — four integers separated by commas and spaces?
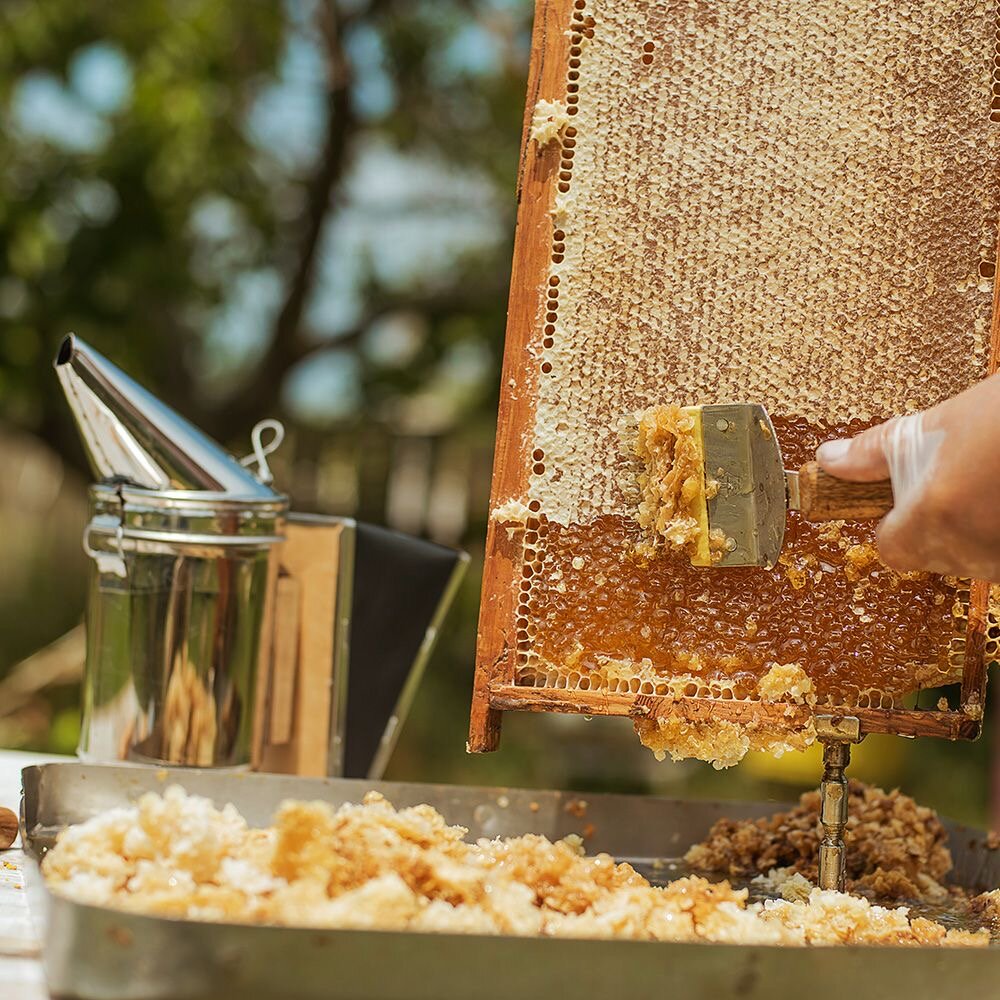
55, 335, 467, 775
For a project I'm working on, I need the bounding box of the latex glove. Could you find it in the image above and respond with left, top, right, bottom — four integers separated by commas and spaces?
816, 372, 1000, 580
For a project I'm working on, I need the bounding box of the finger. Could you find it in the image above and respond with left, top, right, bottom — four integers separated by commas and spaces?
816, 421, 895, 483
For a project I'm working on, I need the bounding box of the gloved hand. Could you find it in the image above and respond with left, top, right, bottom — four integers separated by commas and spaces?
816, 372, 1000, 580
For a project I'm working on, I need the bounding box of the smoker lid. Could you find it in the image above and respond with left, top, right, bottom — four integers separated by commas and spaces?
55, 334, 280, 503
87, 481, 287, 548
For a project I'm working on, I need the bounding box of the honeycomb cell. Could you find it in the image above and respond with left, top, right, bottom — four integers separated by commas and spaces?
529, 1, 998, 529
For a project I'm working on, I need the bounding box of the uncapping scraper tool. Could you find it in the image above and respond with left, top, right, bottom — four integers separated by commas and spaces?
685, 402, 894, 571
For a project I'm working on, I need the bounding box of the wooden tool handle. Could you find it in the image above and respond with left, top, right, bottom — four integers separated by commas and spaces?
797, 461, 894, 522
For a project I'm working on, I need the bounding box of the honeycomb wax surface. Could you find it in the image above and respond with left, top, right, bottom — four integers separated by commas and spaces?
516, 419, 964, 707
487, 0, 1000, 758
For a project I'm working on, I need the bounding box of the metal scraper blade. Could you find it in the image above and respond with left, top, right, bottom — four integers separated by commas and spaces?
700, 403, 787, 569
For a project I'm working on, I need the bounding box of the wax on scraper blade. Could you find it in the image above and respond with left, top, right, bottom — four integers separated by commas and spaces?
671, 402, 894, 570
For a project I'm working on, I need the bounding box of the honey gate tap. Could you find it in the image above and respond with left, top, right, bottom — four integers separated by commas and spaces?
816, 715, 864, 891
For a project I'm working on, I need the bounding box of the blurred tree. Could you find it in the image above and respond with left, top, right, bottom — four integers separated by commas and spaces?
0, 0, 530, 533
0, 0, 532, 769
0, 0, 528, 467
0, 1, 285, 441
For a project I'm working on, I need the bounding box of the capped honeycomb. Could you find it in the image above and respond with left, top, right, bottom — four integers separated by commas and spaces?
475, 0, 1000, 762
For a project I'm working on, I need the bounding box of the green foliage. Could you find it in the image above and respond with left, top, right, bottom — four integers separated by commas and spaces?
0, 0, 529, 465
0, 1, 287, 443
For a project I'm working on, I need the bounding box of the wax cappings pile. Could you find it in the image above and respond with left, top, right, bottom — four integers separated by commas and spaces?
686, 781, 954, 902
43, 785, 989, 947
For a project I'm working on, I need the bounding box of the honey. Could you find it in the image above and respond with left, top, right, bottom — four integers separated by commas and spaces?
634, 404, 720, 565
756, 663, 814, 704
43, 785, 990, 947
515, 416, 961, 707
632, 714, 817, 769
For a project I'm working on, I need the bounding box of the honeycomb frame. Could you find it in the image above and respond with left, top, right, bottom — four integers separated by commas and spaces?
470, 0, 1000, 754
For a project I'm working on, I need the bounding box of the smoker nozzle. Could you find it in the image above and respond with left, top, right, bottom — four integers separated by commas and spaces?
55, 333, 277, 499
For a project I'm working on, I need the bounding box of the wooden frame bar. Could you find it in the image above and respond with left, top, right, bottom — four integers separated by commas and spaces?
469, 0, 573, 752
489, 684, 982, 742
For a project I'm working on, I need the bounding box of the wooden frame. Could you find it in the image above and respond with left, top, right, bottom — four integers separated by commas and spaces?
469, 0, 997, 753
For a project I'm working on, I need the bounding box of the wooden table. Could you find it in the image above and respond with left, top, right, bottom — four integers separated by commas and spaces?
0, 751, 70, 1000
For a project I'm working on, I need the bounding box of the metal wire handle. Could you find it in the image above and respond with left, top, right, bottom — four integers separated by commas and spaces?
82, 522, 127, 579
239, 419, 285, 485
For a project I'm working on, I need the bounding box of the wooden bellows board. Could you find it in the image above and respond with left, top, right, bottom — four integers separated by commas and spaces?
253, 515, 353, 777
470, 0, 1000, 757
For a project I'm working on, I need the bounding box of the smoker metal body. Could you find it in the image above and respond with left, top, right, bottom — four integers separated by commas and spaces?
20, 763, 1000, 1000
81, 483, 287, 767
58, 335, 290, 769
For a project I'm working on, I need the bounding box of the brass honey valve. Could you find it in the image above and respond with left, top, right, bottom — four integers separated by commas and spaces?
815, 715, 863, 892
818, 740, 851, 891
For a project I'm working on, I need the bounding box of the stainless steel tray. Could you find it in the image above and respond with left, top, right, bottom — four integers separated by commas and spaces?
20, 763, 1000, 1000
